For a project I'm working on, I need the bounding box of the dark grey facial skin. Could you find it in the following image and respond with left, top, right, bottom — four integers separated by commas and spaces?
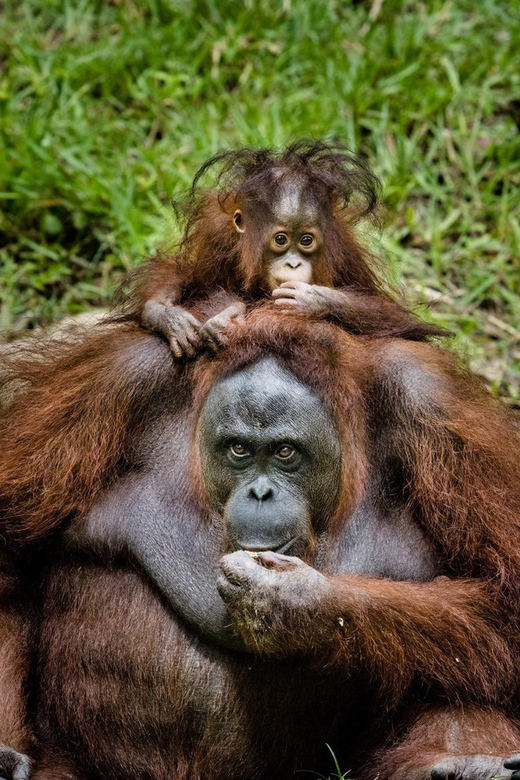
198, 358, 342, 556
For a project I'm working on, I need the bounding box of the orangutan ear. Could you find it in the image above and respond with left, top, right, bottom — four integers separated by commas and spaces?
233, 209, 246, 233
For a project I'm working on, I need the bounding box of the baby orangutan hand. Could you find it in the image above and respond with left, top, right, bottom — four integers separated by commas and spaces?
199, 302, 246, 353
141, 300, 203, 358
272, 282, 345, 317
141, 300, 245, 358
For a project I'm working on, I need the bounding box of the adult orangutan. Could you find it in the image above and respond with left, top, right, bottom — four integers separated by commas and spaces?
0, 299, 520, 780
119, 141, 445, 356
0, 556, 33, 780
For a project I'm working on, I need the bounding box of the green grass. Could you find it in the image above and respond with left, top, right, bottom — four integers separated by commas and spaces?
1, 0, 520, 398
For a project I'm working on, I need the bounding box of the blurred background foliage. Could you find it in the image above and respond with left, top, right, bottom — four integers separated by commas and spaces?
1, 0, 519, 398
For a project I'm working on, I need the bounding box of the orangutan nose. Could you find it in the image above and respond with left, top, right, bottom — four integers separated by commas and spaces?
284, 255, 302, 269
248, 477, 275, 503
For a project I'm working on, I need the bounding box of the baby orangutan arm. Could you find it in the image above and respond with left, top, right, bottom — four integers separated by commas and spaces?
272, 282, 445, 340
198, 300, 246, 352
120, 256, 246, 358
141, 299, 203, 358
141, 299, 246, 358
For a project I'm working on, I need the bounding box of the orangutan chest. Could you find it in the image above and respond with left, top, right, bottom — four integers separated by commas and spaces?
37, 564, 360, 780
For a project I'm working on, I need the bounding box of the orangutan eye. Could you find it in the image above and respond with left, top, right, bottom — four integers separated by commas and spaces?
299, 234, 315, 248
275, 444, 295, 460
230, 443, 250, 458
274, 233, 288, 247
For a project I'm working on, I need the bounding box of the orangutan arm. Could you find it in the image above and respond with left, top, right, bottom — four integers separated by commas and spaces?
115, 257, 246, 357
112, 256, 204, 357
219, 338, 520, 706
218, 551, 512, 708
272, 282, 446, 340
0, 326, 177, 541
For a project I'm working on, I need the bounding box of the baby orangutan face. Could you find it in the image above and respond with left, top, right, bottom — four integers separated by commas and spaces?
233, 175, 324, 291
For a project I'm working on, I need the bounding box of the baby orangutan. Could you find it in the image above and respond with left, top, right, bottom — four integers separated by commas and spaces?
119, 141, 444, 356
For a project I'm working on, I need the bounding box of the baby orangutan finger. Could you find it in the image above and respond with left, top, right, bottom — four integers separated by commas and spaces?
170, 330, 199, 358
273, 298, 300, 308
169, 338, 184, 359
180, 340, 197, 358
278, 281, 307, 290
212, 329, 230, 348
205, 334, 227, 353
200, 324, 229, 352
184, 325, 204, 351
272, 287, 298, 300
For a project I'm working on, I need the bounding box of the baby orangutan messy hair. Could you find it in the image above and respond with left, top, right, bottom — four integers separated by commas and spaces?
116, 140, 445, 358
188, 139, 381, 220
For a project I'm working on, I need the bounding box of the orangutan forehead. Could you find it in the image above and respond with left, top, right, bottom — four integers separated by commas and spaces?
204, 359, 322, 423
198, 359, 341, 461
269, 174, 320, 224
199, 359, 337, 438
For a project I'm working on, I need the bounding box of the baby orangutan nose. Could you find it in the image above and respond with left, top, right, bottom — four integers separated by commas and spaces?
268, 254, 313, 288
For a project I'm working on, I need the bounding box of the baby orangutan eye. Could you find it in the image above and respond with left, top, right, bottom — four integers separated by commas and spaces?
274, 233, 289, 247
299, 234, 315, 248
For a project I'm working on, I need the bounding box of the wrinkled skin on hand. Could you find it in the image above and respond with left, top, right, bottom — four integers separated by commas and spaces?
0, 746, 31, 780
272, 281, 347, 317
141, 300, 203, 358
199, 301, 246, 352
141, 300, 245, 357
217, 550, 334, 656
